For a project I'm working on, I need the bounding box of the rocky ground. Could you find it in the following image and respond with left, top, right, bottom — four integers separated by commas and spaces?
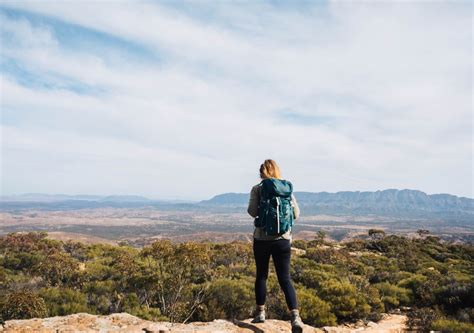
1, 312, 407, 333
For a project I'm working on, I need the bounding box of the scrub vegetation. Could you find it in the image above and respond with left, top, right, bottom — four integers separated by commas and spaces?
0, 232, 472, 332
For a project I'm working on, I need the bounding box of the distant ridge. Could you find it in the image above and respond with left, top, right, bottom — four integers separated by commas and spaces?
99, 195, 151, 202
0, 194, 151, 202
200, 189, 474, 217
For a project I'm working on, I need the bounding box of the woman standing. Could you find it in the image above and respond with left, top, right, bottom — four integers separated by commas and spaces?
247, 159, 304, 333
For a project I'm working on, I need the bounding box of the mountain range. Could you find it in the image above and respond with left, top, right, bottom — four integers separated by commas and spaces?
201, 189, 474, 217
1, 189, 473, 219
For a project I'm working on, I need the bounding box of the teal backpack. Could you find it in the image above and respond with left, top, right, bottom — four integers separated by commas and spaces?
254, 178, 294, 236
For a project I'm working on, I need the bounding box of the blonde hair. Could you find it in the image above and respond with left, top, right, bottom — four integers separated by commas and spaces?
259, 159, 282, 179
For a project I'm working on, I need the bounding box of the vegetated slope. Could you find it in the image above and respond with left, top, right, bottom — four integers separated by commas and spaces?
1, 231, 472, 332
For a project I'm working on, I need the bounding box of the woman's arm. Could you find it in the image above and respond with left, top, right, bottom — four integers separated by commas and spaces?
291, 194, 300, 219
247, 185, 260, 218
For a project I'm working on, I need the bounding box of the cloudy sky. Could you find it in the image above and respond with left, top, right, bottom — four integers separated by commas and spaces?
0, 1, 472, 200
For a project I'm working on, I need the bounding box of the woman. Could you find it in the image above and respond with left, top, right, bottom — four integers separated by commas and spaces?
247, 159, 304, 333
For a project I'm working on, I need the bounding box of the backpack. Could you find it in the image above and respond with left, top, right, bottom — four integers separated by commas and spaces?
254, 178, 294, 236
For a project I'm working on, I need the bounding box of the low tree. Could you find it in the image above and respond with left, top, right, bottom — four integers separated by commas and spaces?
367, 229, 386, 252
140, 241, 211, 322
417, 229, 430, 238
314, 230, 327, 245
368, 229, 386, 241
35, 251, 80, 287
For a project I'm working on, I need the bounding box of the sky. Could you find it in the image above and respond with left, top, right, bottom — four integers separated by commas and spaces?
0, 1, 472, 200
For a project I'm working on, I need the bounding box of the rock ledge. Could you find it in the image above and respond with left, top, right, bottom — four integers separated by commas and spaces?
0, 312, 407, 333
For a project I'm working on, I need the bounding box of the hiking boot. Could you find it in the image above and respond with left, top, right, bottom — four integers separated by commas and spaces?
291, 310, 303, 333
251, 306, 265, 323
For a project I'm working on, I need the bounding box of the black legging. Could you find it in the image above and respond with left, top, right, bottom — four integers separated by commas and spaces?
253, 238, 298, 310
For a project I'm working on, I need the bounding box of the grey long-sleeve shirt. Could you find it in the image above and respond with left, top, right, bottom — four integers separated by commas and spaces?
247, 183, 300, 241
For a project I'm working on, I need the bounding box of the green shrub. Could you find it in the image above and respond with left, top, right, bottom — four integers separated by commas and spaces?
319, 280, 370, 321
0, 233, 473, 328
373, 282, 411, 311
199, 278, 253, 320
297, 287, 336, 326
121, 293, 166, 321
0, 291, 47, 322
39, 287, 88, 316
407, 307, 440, 331
431, 319, 474, 333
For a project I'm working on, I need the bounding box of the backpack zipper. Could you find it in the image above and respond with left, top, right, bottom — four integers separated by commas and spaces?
265, 199, 270, 235
276, 197, 280, 234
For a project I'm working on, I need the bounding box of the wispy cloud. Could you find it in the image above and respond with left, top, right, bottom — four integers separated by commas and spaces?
0, 1, 472, 199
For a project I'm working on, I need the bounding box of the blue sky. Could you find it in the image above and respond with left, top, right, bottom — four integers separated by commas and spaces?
0, 1, 472, 200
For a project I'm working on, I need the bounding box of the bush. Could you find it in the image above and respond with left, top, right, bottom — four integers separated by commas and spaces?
0, 232, 472, 328
39, 287, 88, 316
431, 319, 474, 333
292, 240, 307, 250
373, 282, 411, 311
259, 275, 293, 320
83, 280, 116, 314
0, 291, 47, 322
297, 287, 336, 326
319, 280, 370, 321
407, 307, 440, 331
199, 278, 253, 320
435, 280, 474, 314
121, 293, 166, 321
364, 286, 384, 319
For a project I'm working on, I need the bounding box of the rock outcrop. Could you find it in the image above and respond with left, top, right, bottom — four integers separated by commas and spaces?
0, 313, 407, 333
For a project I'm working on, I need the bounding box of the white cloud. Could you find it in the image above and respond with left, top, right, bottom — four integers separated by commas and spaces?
0, 1, 472, 198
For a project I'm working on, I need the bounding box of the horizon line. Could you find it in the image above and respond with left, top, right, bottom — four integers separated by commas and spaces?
1, 188, 473, 201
